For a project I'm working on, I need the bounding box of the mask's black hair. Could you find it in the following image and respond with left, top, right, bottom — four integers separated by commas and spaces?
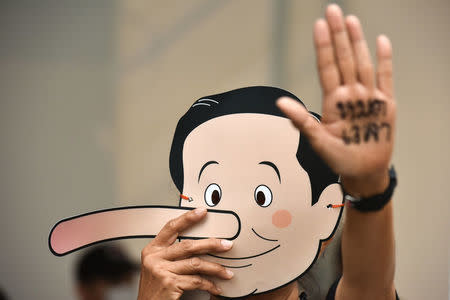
169, 86, 338, 205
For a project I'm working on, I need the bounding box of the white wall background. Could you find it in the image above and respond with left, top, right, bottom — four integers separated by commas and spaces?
0, 1, 116, 299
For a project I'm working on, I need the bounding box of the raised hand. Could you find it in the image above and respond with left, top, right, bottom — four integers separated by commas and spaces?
277, 4, 396, 196
138, 208, 234, 300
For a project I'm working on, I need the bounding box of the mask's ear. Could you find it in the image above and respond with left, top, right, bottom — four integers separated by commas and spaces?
311, 183, 343, 240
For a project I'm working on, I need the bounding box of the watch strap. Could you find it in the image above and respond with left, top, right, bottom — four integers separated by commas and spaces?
342, 166, 397, 212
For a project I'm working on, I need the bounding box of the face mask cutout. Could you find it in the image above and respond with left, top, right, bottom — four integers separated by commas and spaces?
176, 112, 343, 297
48, 86, 343, 298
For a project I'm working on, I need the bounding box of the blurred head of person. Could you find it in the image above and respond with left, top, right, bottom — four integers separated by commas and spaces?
74, 244, 139, 300
0, 286, 8, 300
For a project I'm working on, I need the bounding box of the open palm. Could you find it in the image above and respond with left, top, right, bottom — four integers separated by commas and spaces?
278, 5, 396, 195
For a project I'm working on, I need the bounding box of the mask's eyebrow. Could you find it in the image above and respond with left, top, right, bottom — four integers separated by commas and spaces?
198, 161, 219, 182
259, 161, 281, 183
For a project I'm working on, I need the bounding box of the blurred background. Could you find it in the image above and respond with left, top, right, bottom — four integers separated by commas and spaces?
0, 0, 449, 299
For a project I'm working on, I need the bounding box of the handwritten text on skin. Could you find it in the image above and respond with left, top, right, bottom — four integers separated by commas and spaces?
337, 99, 391, 144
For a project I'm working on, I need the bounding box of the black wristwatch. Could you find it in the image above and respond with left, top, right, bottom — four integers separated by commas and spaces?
342, 166, 397, 212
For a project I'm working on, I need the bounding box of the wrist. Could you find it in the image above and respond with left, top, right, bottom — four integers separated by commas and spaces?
341, 168, 390, 198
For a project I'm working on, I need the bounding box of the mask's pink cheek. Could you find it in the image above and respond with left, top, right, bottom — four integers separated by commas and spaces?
272, 209, 292, 228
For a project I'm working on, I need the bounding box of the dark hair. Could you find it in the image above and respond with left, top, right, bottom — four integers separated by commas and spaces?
169, 86, 338, 205
75, 244, 138, 285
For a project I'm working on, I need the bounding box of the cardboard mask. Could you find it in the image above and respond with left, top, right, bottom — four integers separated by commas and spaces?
49, 86, 343, 298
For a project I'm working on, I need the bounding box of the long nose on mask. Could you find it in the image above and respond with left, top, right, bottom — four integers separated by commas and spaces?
48, 206, 241, 256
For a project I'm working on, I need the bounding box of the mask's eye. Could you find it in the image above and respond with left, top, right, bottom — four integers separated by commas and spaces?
254, 185, 272, 207
204, 183, 222, 207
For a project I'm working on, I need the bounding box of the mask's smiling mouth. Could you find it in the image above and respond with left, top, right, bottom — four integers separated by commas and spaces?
251, 228, 278, 242
207, 227, 280, 261
207, 244, 280, 260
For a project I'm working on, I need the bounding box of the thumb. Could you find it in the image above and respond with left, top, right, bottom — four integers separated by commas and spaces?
277, 97, 318, 138
276, 97, 345, 171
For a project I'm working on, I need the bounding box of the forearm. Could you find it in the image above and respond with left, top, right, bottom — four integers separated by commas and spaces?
342, 201, 395, 287
339, 174, 396, 296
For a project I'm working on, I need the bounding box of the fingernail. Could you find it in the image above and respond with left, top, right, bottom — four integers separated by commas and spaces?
225, 269, 234, 278
216, 286, 222, 294
221, 240, 233, 249
194, 207, 207, 215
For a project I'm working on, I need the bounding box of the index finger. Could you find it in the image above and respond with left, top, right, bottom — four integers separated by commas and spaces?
153, 208, 207, 246
314, 18, 340, 95
326, 4, 356, 84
